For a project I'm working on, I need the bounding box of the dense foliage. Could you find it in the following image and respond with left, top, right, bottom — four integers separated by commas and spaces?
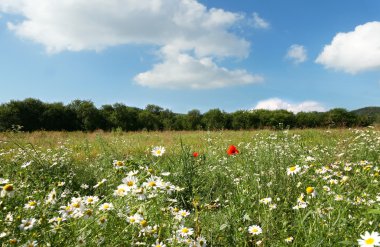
0, 98, 373, 132
352, 107, 380, 123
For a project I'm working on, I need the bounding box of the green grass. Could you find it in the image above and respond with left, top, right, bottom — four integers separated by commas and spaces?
0, 128, 379, 246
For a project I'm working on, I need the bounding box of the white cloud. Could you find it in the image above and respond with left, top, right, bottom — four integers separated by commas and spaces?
0, 0, 260, 89
251, 12, 270, 29
135, 50, 263, 89
286, 44, 307, 64
254, 98, 326, 113
2, 0, 248, 55
316, 21, 380, 74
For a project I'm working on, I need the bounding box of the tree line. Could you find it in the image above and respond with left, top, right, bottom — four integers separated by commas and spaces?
0, 98, 374, 132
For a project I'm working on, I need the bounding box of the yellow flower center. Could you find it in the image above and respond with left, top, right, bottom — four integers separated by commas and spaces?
252, 228, 258, 233
29, 201, 37, 206
306, 187, 314, 194
103, 204, 110, 209
140, 220, 148, 227
156, 150, 161, 155
72, 202, 81, 208
3, 184, 13, 192
116, 161, 123, 166
365, 238, 375, 244
289, 166, 296, 172
9, 239, 17, 244
148, 181, 156, 187
127, 181, 134, 186
87, 198, 93, 203
364, 165, 372, 170
182, 228, 189, 233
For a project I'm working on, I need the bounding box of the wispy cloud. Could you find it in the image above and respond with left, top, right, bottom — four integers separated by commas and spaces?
316, 21, 380, 74
0, 0, 261, 89
286, 44, 307, 64
254, 98, 326, 113
251, 12, 270, 29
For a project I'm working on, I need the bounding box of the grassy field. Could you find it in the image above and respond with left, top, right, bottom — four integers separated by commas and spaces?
0, 128, 379, 246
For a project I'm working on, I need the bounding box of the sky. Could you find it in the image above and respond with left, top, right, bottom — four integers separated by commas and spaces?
0, 0, 379, 113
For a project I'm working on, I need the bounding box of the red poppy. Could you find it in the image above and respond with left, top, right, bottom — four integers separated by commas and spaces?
227, 145, 239, 155
192, 152, 199, 157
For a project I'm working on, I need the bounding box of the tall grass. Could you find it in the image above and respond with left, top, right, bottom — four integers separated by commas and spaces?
0, 128, 379, 246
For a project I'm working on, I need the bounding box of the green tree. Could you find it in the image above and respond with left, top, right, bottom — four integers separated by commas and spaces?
184, 109, 203, 130
202, 108, 227, 130
67, 100, 103, 131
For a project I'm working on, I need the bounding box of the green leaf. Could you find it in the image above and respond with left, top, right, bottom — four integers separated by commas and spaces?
301, 210, 314, 224
338, 240, 355, 245
219, 224, 228, 231
367, 209, 380, 214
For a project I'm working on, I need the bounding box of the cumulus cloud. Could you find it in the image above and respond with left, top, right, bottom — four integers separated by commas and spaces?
316, 21, 380, 74
0, 0, 262, 89
286, 44, 307, 64
251, 12, 270, 29
254, 98, 326, 113
135, 50, 263, 89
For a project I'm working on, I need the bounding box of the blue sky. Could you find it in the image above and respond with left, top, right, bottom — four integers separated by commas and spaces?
0, 0, 379, 113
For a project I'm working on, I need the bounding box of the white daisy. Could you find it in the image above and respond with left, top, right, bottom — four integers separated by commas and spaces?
19, 218, 37, 231
177, 226, 194, 238
1, 184, 14, 197
143, 176, 162, 190
305, 156, 315, 162
21, 161, 32, 168
287, 165, 301, 176
24, 200, 38, 210
248, 225, 262, 235
80, 184, 89, 189
306, 187, 317, 197
151, 146, 165, 157
114, 184, 129, 197
99, 203, 114, 211
113, 160, 125, 169
22, 240, 38, 247
0, 178, 9, 184
334, 195, 344, 201
45, 188, 57, 204
358, 231, 380, 247
285, 236, 294, 243
195, 236, 207, 247
122, 176, 139, 190
259, 197, 272, 205
93, 179, 107, 189
152, 241, 166, 247
174, 209, 190, 221
83, 196, 99, 205
127, 213, 144, 224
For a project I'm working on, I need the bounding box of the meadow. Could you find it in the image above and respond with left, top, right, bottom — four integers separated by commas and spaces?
0, 128, 379, 246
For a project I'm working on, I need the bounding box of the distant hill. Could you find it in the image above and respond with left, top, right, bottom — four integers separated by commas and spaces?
352, 107, 380, 123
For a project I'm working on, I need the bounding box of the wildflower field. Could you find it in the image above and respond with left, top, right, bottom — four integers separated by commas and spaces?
0, 128, 380, 246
